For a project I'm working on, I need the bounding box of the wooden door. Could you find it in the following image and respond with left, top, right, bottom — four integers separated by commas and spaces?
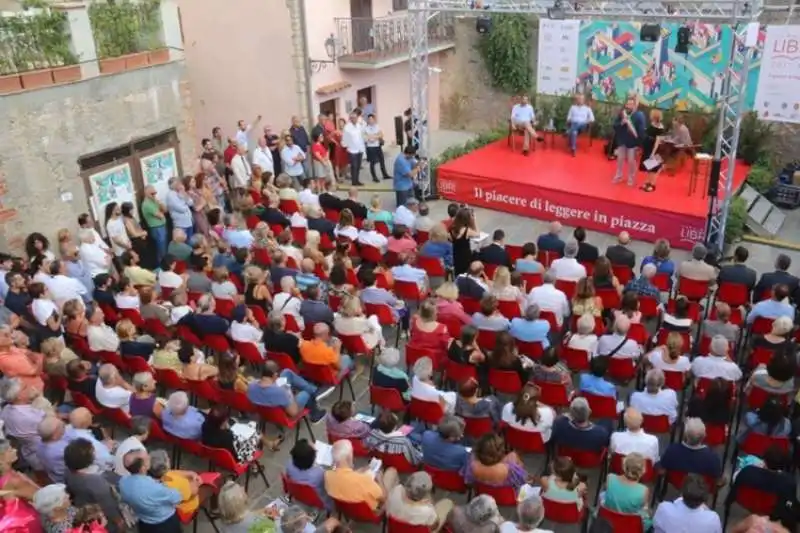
350, 0, 373, 54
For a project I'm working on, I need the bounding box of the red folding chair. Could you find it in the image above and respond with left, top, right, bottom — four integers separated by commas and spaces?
582, 392, 618, 421
627, 322, 648, 346
750, 316, 774, 336
124, 356, 153, 376
290, 226, 307, 245
301, 362, 354, 401
405, 344, 439, 371
279, 199, 300, 214
323, 207, 340, 222
607, 356, 638, 383
174, 260, 187, 275
213, 298, 235, 319
723, 485, 778, 529
535, 380, 571, 408
483, 263, 499, 280
143, 318, 170, 338
651, 272, 671, 292
516, 340, 544, 360
394, 280, 428, 305
464, 416, 494, 440
189, 378, 221, 404
502, 424, 547, 455
638, 296, 661, 319
716, 281, 750, 307
555, 279, 577, 299
521, 272, 543, 290
539, 311, 559, 331
119, 308, 145, 328
215, 387, 257, 415
596, 288, 621, 310
608, 452, 655, 483
505, 244, 524, 265
611, 265, 634, 285
474, 482, 517, 507
580, 261, 595, 276
738, 432, 790, 458
360, 244, 384, 264
561, 346, 590, 372
598, 505, 644, 533
417, 256, 447, 278
488, 368, 523, 395
283, 314, 302, 333
233, 341, 264, 367
641, 413, 671, 436
333, 498, 385, 525
203, 333, 231, 354
248, 305, 268, 327
666, 298, 701, 323
338, 332, 379, 373
154, 367, 191, 394
476, 329, 497, 351
663, 369, 687, 391
409, 397, 445, 426
255, 404, 314, 443
372, 450, 417, 474
95, 350, 125, 370
414, 231, 430, 246
160, 286, 174, 300
369, 386, 407, 412
542, 495, 586, 526
71, 391, 103, 416
440, 317, 464, 339
98, 303, 119, 325
443, 359, 477, 386
205, 446, 269, 491
364, 302, 402, 346
748, 346, 775, 369
424, 464, 470, 494
677, 276, 710, 301
266, 351, 300, 374
458, 296, 481, 315
497, 300, 522, 319
537, 250, 560, 268
374, 221, 390, 236
282, 473, 328, 512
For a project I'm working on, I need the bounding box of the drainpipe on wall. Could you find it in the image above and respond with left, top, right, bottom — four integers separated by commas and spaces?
288, 0, 315, 128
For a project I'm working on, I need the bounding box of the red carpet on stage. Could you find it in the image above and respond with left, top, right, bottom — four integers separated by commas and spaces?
436, 139, 748, 250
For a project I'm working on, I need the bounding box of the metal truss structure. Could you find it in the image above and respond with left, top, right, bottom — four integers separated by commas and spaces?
409, 0, 763, 254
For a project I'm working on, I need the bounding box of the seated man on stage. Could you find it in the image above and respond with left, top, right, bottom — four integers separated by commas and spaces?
669, 115, 693, 147
510, 94, 543, 155
566, 93, 595, 156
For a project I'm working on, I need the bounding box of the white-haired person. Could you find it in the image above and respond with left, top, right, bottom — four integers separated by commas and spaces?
372, 347, 411, 401
655, 418, 723, 483
565, 312, 599, 353
630, 368, 679, 424
0, 377, 51, 471
599, 452, 652, 530
690, 334, 742, 382
324, 439, 399, 511
32, 483, 76, 532
500, 493, 552, 533
272, 275, 305, 329
445, 494, 504, 533
410, 356, 456, 413
753, 315, 794, 352
161, 391, 205, 440
95, 363, 134, 411
594, 314, 641, 359
387, 471, 454, 531
610, 407, 660, 463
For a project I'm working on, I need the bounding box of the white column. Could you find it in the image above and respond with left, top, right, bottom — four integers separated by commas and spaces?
54, 2, 99, 79
159, 0, 185, 61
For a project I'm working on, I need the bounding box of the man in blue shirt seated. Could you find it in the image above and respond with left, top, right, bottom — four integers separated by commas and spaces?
421, 414, 469, 472
299, 284, 334, 326
509, 304, 550, 348
536, 221, 565, 256
188, 294, 230, 336
656, 417, 723, 481
161, 391, 205, 440
392, 145, 421, 208
551, 397, 610, 453
247, 360, 327, 423
579, 356, 617, 398
624, 263, 662, 302
359, 268, 409, 329
746, 284, 795, 324
119, 450, 183, 533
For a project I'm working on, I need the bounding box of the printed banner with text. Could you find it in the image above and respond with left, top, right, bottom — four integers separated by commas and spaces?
754, 25, 800, 124
437, 171, 705, 250
537, 19, 581, 96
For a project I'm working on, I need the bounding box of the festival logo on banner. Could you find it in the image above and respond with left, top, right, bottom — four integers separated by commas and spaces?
755, 25, 800, 124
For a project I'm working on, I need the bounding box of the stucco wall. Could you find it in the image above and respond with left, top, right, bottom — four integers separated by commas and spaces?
0, 61, 195, 252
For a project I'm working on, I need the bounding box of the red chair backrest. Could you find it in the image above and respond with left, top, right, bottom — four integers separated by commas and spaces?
598, 505, 644, 533
733, 485, 779, 516
582, 392, 618, 420
555, 279, 577, 299
205, 446, 245, 473
663, 369, 687, 391
539, 310, 559, 331
290, 227, 307, 245
333, 498, 384, 524
667, 298, 700, 322
417, 256, 446, 278
203, 333, 231, 353
458, 296, 481, 315
534, 381, 571, 408
641, 414, 671, 434
497, 300, 521, 319
338, 332, 373, 356
665, 470, 717, 494
739, 431, 790, 457
556, 445, 607, 468
748, 346, 775, 369
483, 263, 498, 280
364, 303, 397, 326
279, 199, 300, 214
609, 452, 655, 483
71, 391, 103, 416
216, 387, 257, 414
360, 244, 384, 264
374, 221, 390, 236
124, 356, 154, 376
98, 303, 119, 324
372, 450, 416, 474
248, 305, 268, 327
301, 362, 341, 386
65, 333, 91, 358
537, 250, 560, 268
255, 404, 304, 428
516, 340, 544, 359
160, 286, 174, 299
143, 318, 170, 339
596, 288, 620, 310
267, 351, 300, 374
440, 317, 464, 339
627, 322, 648, 345
561, 346, 590, 372
119, 308, 144, 328
103, 407, 132, 428
638, 296, 660, 319
214, 298, 235, 319
282, 474, 328, 510
154, 368, 190, 391
174, 260, 187, 275
607, 356, 637, 383
705, 423, 729, 447
521, 272, 543, 290
677, 276, 709, 300
424, 464, 469, 493
476, 329, 497, 351
716, 281, 750, 307
474, 482, 517, 507
328, 294, 343, 312
369, 386, 406, 412
284, 314, 301, 333
502, 424, 547, 454
233, 341, 264, 367
750, 317, 774, 336
463, 416, 494, 439
186, 292, 203, 305
252, 247, 271, 266
405, 344, 438, 370
409, 397, 444, 425
542, 495, 584, 523
394, 280, 425, 302
611, 265, 634, 285
96, 350, 125, 370
652, 272, 671, 292
505, 244, 523, 264
580, 261, 595, 276
488, 368, 523, 395
444, 360, 477, 384
414, 231, 429, 246
323, 208, 340, 222
190, 378, 221, 403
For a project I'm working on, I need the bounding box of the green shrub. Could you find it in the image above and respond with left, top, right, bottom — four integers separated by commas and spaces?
746, 163, 776, 194
725, 195, 748, 244
478, 14, 532, 94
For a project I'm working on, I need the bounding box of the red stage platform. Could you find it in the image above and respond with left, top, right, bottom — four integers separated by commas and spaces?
436, 139, 748, 250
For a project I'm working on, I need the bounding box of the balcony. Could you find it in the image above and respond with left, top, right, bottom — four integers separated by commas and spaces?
334, 12, 455, 70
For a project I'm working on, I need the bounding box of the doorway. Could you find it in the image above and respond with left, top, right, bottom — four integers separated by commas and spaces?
319, 98, 338, 126
356, 86, 374, 115
349, 0, 373, 54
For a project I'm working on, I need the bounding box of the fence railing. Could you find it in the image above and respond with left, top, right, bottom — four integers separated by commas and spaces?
334, 12, 455, 62
0, 9, 76, 76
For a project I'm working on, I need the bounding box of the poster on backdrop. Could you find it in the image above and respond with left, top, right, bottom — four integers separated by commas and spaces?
140, 148, 178, 202
754, 25, 800, 124
537, 19, 581, 96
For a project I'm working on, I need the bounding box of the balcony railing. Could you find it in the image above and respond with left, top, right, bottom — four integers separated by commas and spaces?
334, 12, 455, 68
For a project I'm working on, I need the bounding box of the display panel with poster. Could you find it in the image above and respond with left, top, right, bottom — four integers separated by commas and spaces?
140, 148, 178, 202
754, 25, 800, 124
88, 163, 135, 235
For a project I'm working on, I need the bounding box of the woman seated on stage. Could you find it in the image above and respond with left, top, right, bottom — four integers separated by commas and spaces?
639, 109, 667, 193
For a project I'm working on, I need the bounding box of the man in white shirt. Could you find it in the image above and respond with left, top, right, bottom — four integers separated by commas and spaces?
364, 114, 390, 183
47, 261, 88, 308
690, 335, 743, 382
394, 198, 419, 230
95, 363, 133, 412
230, 143, 251, 197
414, 204, 435, 233
566, 93, 595, 155
630, 369, 679, 424
78, 229, 112, 278
281, 134, 306, 188
86, 304, 120, 352
610, 408, 660, 463
114, 415, 148, 476
652, 474, 722, 533
342, 112, 366, 186
510, 94, 543, 155
272, 276, 304, 329
358, 220, 388, 252
550, 240, 586, 281
526, 270, 570, 326
298, 178, 320, 208
594, 315, 641, 359
252, 135, 274, 177
235, 115, 261, 152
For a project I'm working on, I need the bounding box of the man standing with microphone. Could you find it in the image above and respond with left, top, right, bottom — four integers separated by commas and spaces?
611, 96, 646, 187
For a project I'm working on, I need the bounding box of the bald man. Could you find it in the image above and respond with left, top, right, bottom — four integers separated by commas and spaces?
609, 407, 659, 462
66, 407, 115, 470
537, 221, 566, 256
605, 230, 636, 269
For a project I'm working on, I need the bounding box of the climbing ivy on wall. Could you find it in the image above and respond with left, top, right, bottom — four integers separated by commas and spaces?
89, 0, 163, 59
0, 7, 75, 75
478, 14, 532, 94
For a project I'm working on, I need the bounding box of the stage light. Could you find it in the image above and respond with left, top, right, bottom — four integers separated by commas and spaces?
640, 23, 661, 42
675, 26, 691, 54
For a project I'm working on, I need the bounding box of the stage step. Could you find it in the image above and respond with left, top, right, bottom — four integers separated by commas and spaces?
740, 184, 786, 237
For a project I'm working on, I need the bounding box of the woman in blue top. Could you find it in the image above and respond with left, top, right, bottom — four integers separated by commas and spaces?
419, 224, 454, 268
366, 194, 393, 231
737, 396, 791, 445
515, 242, 545, 274
640, 239, 675, 277
601, 452, 652, 529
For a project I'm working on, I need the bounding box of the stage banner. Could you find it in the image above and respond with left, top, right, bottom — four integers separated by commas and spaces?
754, 25, 800, 124
537, 19, 581, 95
437, 171, 705, 251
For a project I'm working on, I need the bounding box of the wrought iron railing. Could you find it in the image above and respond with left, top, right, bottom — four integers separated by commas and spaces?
334, 12, 455, 63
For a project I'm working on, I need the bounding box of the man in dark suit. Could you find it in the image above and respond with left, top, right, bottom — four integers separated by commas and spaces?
455, 261, 489, 301
574, 226, 599, 264
605, 231, 636, 269
257, 195, 290, 228
319, 183, 344, 212
536, 221, 565, 256
341, 187, 368, 220
717, 245, 757, 293
754, 253, 800, 303
477, 230, 511, 268
306, 205, 336, 240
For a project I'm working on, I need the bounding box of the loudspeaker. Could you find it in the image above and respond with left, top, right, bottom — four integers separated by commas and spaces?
675, 26, 691, 54
640, 24, 661, 42
707, 159, 722, 197
476, 15, 491, 34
